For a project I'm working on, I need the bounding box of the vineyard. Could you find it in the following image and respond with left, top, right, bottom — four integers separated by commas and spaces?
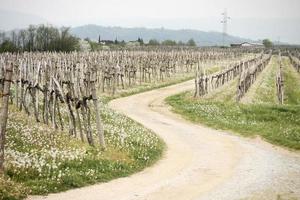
0, 48, 255, 198
1, 0, 300, 198
167, 49, 300, 150
0, 47, 299, 199
0, 49, 248, 146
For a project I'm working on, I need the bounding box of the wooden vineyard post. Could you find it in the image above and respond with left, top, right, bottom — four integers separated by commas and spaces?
276, 56, 284, 104
194, 70, 199, 97
0, 62, 13, 173
90, 66, 106, 149
73, 68, 85, 142
112, 66, 116, 96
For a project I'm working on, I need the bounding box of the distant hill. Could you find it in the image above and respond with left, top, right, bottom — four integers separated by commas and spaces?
70, 24, 254, 46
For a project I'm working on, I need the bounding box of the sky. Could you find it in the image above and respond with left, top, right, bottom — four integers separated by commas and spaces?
0, 0, 300, 44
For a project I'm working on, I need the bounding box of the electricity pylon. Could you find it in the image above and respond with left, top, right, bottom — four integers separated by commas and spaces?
221, 9, 230, 47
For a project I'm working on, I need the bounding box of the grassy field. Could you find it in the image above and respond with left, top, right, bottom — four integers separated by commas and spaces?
166, 56, 300, 150
241, 56, 278, 104
282, 57, 300, 105
2, 101, 164, 199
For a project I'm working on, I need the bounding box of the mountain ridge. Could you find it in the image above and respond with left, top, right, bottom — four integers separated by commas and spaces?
70, 24, 254, 46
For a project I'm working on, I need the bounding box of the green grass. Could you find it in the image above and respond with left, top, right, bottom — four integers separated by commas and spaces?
206, 65, 222, 74
166, 56, 300, 150
2, 66, 200, 200
166, 92, 300, 150
241, 56, 278, 104
1, 68, 200, 199
203, 78, 239, 102
0, 175, 29, 200
282, 57, 300, 105
3, 101, 165, 199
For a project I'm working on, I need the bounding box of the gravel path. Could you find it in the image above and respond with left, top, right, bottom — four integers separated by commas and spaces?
29, 80, 300, 200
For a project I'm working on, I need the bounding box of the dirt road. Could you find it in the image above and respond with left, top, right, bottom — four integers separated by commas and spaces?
29, 80, 300, 200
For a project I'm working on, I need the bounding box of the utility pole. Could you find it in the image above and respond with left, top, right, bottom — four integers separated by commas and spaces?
221, 9, 230, 47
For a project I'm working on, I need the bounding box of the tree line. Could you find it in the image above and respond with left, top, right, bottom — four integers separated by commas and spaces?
0, 25, 80, 53
94, 35, 197, 47
148, 38, 197, 46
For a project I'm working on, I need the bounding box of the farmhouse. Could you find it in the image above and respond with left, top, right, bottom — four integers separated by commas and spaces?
230, 42, 263, 48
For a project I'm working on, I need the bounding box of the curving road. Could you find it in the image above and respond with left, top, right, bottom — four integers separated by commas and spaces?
29, 80, 300, 200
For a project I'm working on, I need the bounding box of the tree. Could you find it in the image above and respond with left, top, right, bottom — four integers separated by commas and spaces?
161, 40, 177, 46
262, 39, 273, 48
57, 27, 79, 52
178, 41, 184, 46
114, 38, 119, 44
27, 25, 36, 51
35, 25, 47, 50
0, 24, 79, 52
120, 40, 126, 46
0, 40, 18, 53
19, 30, 27, 49
0, 32, 6, 45
148, 39, 160, 46
187, 38, 196, 47
137, 37, 144, 45
11, 31, 18, 47
98, 35, 101, 44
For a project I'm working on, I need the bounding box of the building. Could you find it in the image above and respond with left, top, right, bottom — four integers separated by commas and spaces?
230, 42, 263, 48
